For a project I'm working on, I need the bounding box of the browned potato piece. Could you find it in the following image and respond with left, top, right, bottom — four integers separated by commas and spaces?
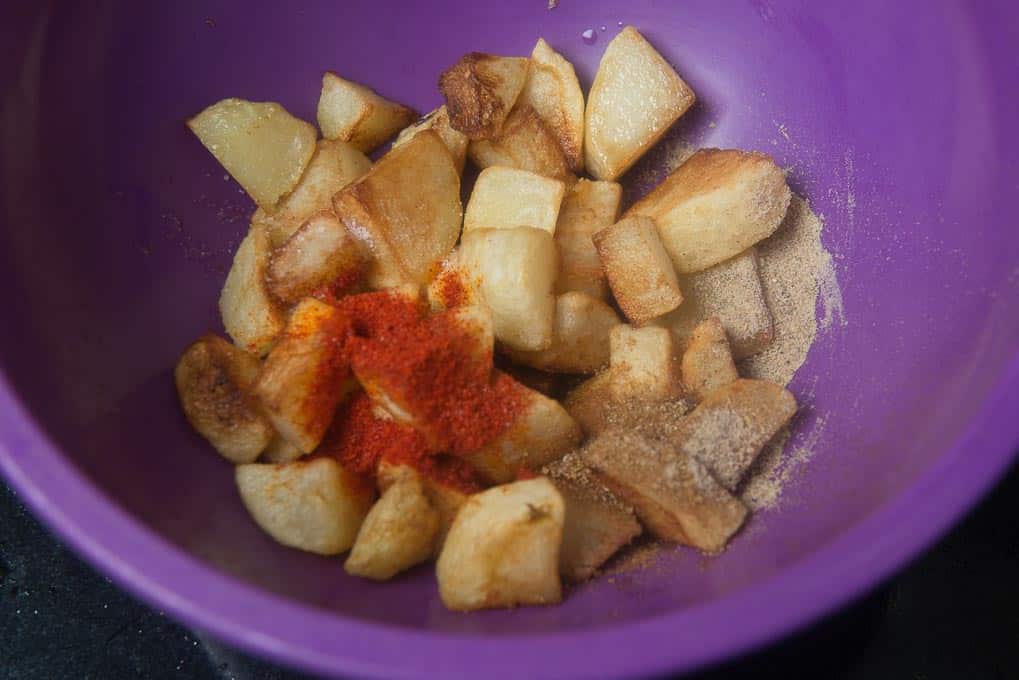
585, 27, 695, 181
236, 458, 375, 555
252, 139, 371, 248
609, 325, 683, 403
467, 104, 573, 182
332, 130, 462, 288
253, 299, 355, 452
266, 211, 367, 305
219, 225, 285, 356
562, 371, 615, 437
317, 72, 417, 153
594, 215, 683, 323
437, 478, 564, 611
583, 429, 748, 553
554, 179, 622, 300
175, 334, 273, 463
626, 149, 791, 273
392, 105, 468, 173
680, 317, 738, 402
502, 291, 620, 374
187, 98, 317, 208
345, 473, 440, 580
520, 38, 585, 172
463, 166, 566, 236
672, 379, 796, 490
439, 53, 530, 140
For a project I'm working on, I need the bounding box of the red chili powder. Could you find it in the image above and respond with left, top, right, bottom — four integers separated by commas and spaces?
300, 306, 354, 443
435, 270, 467, 308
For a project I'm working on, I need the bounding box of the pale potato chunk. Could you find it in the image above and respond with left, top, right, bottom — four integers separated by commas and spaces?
680, 317, 738, 402
439, 53, 530, 140
594, 215, 683, 323
555, 179, 622, 300
585, 27, 695, 181
266, 211, 367, 305
467, 104, 573, 182
562, 371, 615, 437
459, 227, 558, 351
187, 98, 317, 208
261, 435, 304, 464
333, 130, 462, 288
376, 460, 472, 553
502, 291, 620, 373
345, 473, 440, 580
175, 334, 273, 463
609, 325, 682, 402
392, 105, 468, 173
583, 429, 747, 553
671, 379, 796, 490
252, 139, 371, 248
463, 166, 566, 236
626, 148, 791, 273
437, 478, 564, 611
219, 225, 285, 356
520, 38, 585, 172
253, 299, 355, 452
236, 458, 374, 555
317, 72, 417, 153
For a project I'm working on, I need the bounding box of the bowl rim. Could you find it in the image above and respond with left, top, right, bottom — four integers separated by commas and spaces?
1, 353, 1017, 679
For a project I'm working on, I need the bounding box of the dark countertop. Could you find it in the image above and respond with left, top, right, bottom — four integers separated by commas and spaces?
2, 460, 1018, 680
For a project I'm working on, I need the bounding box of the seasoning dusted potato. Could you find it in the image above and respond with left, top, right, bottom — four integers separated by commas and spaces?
236, 458, 375, 555
680, 317, 738, 402
219, 225, 285, 356
562, 370, 615, 437
609, 325, 683, 403
463, 166, 566, 236
425, 249, 482, 311
392, 105, 468, 173
519, 38, 586, 172
187, 98, 317, 208
437, 478, 565, 611
376, 460, 474, 553
175, 334, 273, 463
554, 178, 622, 300
439, 53, 530, 140
467, 104, 574, 182
317, 72, 417, 153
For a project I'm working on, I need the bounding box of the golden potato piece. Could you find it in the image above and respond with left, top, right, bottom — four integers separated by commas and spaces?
261, 435, 304, 464
594, 215, 683, 323
626, 148, 791, 273
187, 98, 317, 208
439, 53, 530, 140
437, 478, 564, 611
219, 225, 285, 356
585, 27, 695, 181
236, 458, 374, 555
583, 429, 747, 553
562, 370, 615, 437
332, 130, 462, 288
175, 334, 273, 463
554, 179, 622, 300
672, 378, 796, 490
463, 166, 566, 236
317, 72, 417, 153
680, 317, 738, 402
467, 104, 574, 182
392, 105, 468, 173
345, 473, 440, 580
376, 460, 474, 554
266, 211, 367, 305
520, 38, 585, 172
609, 325, 683, 403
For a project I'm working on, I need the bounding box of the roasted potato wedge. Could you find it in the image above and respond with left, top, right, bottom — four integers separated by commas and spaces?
439, 53, 530, 140
609, 325, 683, 402
392, 105, 468, 173
219, 225, 285, 356
680, 317, 738, 402
317, 72, 417, 153
376, 460, 474, 553
467, 103, 573, 181
463, 166, 566, 236
554, 179, 622, 300
520, 38, 585, 172
266, 211, 367, 305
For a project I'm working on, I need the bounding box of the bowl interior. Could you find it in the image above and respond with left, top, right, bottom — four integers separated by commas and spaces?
1, 0, 1018, 672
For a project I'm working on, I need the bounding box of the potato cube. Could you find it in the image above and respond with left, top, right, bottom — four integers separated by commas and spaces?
317, 72, 417, 153
235, 458, 374, 555
609, 325, 682, 402
253, 299, 355, 452
554, 179, 622, 300
261, 435, 304, 464
266, 211, 367, 305
175, 334, 273, 463
219, 225, 285, 356
594, 215, 683, 323
562, 371, 615, 437
439, 53, 530, 140
437, 478, 564, 611
252, 139, 371, 248
392, 105, 469, 173
463, 166, 566, 236
425, 249, 482, 311
345, 473, 440, 580
187, 98, 317, 208
333, 130, 462, 288
672, 379, 796, 490
467, 104, 573, 182
583, 429, 747, 553
626, 149, 791, 273
585, 27, 695, 181
502, 291, 620, 374
459, 227, 558, 352
680, 317, 738, 402
520, 38, 585, 172
376, 460, 473, 554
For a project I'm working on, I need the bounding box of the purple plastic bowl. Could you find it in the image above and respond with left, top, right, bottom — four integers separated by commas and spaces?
1, 1, 1018, 678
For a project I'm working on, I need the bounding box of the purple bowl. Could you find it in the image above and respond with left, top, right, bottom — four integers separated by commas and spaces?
2, 1, 1018, 677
